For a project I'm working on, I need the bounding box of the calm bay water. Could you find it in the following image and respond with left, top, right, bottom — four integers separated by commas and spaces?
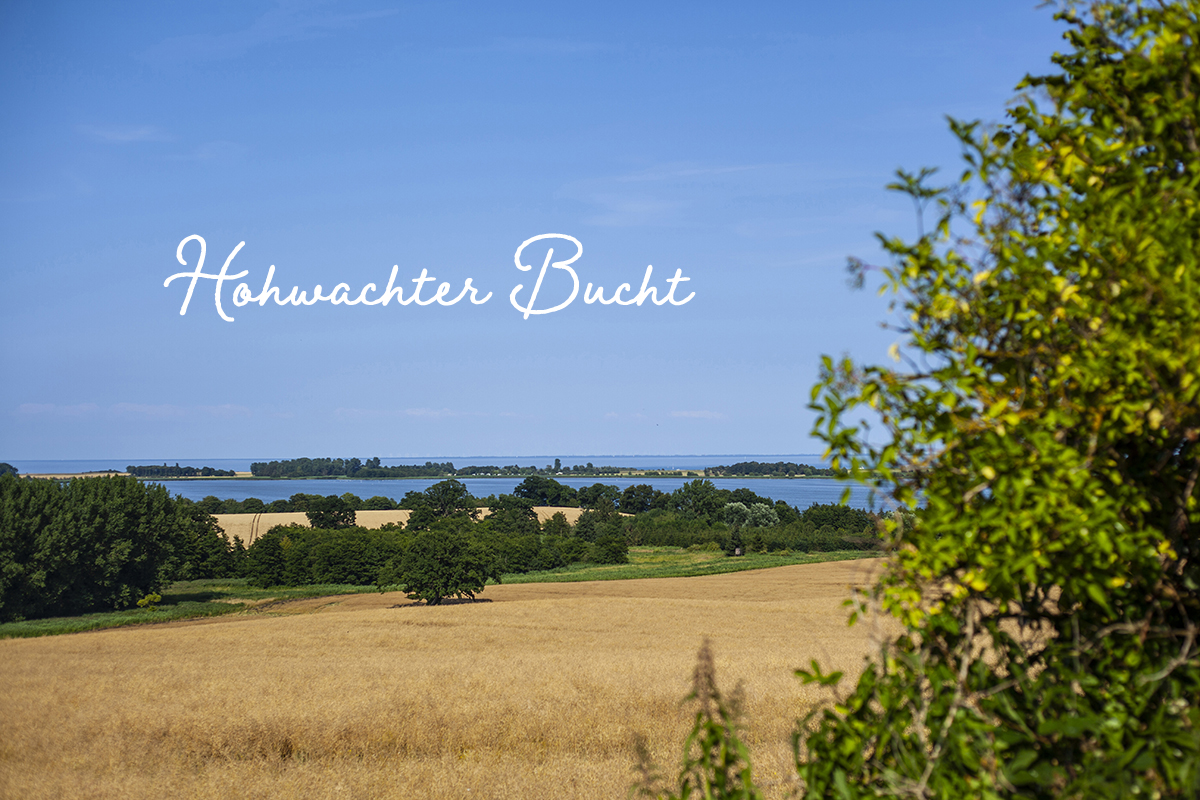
9, 455, 894, 511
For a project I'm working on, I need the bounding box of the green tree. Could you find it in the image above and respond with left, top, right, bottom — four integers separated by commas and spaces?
721, 502, 750, 531
591, 533, 629, 565
671, 479, 726, 521
745, 503, 778, 529
0, 463, 17, 477
362, 495, 398, 510
382, 524, 499, 605
621, 483, 668, 514
305, 494, 356, 529
0, 474, 190, 619
486, 493, 541, 536
542, 510, 572, 538
403, 479, 479, 530
174, 498, 239, 579
794, 3, 1200, 797
513, 475, 577, 506
244, 529, 287, 587
577, 482, 620, 511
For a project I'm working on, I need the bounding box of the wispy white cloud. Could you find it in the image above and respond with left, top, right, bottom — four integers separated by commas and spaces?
143, 0, 398, 64
18, 402, 251, 420
111, 403, 189, 419
334, 407, 488, 421
486, 36, 607, 56
670, 410, 723, 420
79, 124, 169, 143
166, 140, 249, 162
558, 161, 798, 229
580, 196, 682, 228
196, 404, 253, 419
559, 161, 882, 231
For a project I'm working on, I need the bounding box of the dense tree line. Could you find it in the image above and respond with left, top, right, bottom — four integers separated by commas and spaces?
126, 463, 236, 478
194, 477, 884, 556
250, 457, 457, 478
2, 473, 882, 618
0, 474, 242, 622
703, 460, 840, 477
210, 477, 798, 517
250, 456, 638, 479
197, 492, 400, 515
238, 479, 882, 592
455, 459, 626, 476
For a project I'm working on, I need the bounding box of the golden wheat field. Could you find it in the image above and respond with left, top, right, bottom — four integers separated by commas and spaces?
0, 559, 896, 800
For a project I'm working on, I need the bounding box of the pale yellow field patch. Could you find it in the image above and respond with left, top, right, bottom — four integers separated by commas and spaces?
0, 559, 894, 800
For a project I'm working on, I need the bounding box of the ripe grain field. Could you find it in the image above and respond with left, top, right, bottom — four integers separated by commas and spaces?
0, 559, 896, 799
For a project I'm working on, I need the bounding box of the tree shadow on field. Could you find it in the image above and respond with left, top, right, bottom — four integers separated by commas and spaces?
389, 598, 494, 608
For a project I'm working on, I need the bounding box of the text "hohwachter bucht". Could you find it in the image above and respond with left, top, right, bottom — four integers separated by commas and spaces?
164, 234, 695, 321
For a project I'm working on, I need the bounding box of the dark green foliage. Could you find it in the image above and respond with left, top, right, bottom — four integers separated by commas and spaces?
706, 460, 837, 478
304, 494, 356, 529
621, 483, 670, 514
196, 495, 223, 515
592, 534, 629, 565
577, 483, 621, 511
773, 500, 799, 526
626, 510, 724, 548
125, 463, 235, 477
512, 475, 578, 506
244, 531, 286, 587
240, 497, 265, 513
798, 502, 873, 534
380, 523, 499, 605
485, 493, 541, 536
620, 507, 877, 554
353, 460, 456, 479
669, 479, 727, 521
725, 488, 774, 509
287, 492, 322, 512
250, 457, 453, 478
541, 511, 572, 538
402, 480, 479, 531
362, 495, 398, 510
0, 463, 18, 477
244, 525, 407, 588
174, 498, 243, 580
0, 474, 237, 621
573, 509, 601, 542
745, 531, 767, 554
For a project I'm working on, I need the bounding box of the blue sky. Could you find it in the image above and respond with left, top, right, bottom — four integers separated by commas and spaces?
0, 1, 1067, 461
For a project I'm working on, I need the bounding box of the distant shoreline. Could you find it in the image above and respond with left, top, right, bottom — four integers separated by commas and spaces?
23, 470, 828, 481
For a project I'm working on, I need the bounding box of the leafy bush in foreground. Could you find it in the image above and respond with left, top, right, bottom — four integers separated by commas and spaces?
650, 3, 1200, 797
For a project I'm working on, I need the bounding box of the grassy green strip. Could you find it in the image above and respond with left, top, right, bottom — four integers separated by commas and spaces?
0, 580, 382, 639
498, 548, 877, 584
0, 550, 878, 639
